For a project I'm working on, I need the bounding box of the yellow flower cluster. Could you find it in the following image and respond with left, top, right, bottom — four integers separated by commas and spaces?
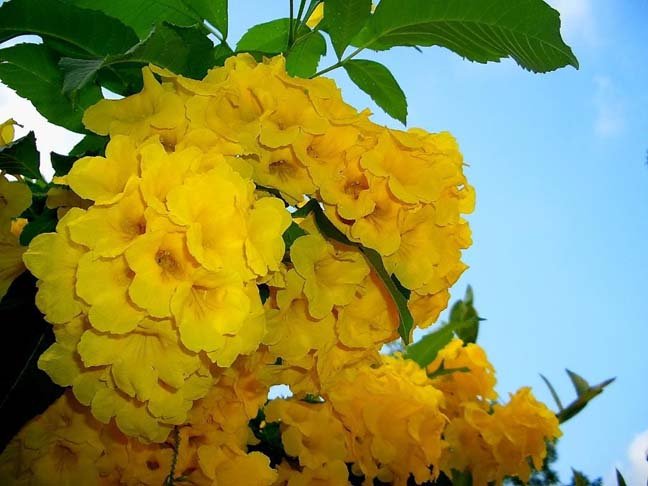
5, 55, 561, 485
0, 119, 30, 300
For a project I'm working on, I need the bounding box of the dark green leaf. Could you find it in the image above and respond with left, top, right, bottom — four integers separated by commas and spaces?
616, 469, 628, 486
286, 31, 326, 77
213, 42, 234, 66
343, 59, 407, 124
62, 0, 197, 39
69, 134, 107, 157
0, 133, 43, 181
20, 208, 58, 246
452, 285, 481, 344
59, 57, 105, 94
322, 0, 371, 58
0, 44, 101, 132
182, 0, 228, 38
0, 0, 138, 57
540, 373, 564, 411
283, 222, 308, 249
237, 19, 290, 54
50, 154, 76, 177
294, 199, 414, 343
572, 469, 589, 486
353, 0, 579, 73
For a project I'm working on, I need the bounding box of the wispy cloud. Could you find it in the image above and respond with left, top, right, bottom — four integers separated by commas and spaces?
604, 429, 648, 485
547, 0, 598, 45
593, 76, 625, 138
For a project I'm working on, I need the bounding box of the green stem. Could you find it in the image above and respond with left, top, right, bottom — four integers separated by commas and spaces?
288, 0, 295, 47
164, 427, 181, 486
311, 46, 365, 78
294, 0, 308, 35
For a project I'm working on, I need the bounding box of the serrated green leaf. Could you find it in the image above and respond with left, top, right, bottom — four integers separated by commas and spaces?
343, 59, 407, 124
286, 31, 326, 77
353, 0, 578, 73
566, 369, 590, 396
293, 199, 414, 343
62, 0, 198, 39
322, 0, 371, 58
182, 0, 228, 38
237, 19, 290, 54
0, 44, 101, 132
20, 208, 58, 246
0, 0, 138, 57
0, 133, 43, 181
59, 58, 105, 94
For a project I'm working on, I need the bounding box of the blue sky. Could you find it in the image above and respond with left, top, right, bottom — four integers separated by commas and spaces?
1, 0, 647, 483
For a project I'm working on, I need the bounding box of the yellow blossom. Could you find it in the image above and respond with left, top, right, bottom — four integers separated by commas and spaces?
0, 230, 26, 299
0, 118, 16, 146
0, 174, 31, 227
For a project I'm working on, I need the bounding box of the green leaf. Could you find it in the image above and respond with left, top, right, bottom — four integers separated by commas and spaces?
20, 208, 58, 246
343, 59, 407, 124
293, 199, 414, 343
404, 324, 454, 368
566, 369, 590, 396
540, 374, 564, 411
59, 58, 105, 94
50, 154, 76, 178
571, 469, 589, 486
322, 0, 371, 58
353, 0, 579, 73
0, 44, 101, 132
69, 134, 107, 157
237, 19, 290, 54
62, 0, 197, 39
182, 0, 228, 38
286, 31, 327, 78
0, 0, 139, 57
213, 42, 234, 66
452, 285, 482, 344
0, 133, 43, 181
616, 469, 628, 486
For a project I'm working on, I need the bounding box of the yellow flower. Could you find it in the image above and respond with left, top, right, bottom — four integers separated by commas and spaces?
125, 230, 198, 318
407, 288, 450, 329
0, 118, 16, 146
197, 445, 277, 485
0, 392, 104, 486
326, 355, 446, 485
83, 67, 187, 145
335, 271, 399, 348
361, 129, 466, 204
23, 208, 87, 324
275, 460, 351, 486
75, 253, 145, 333
427, 338, 497, 416
66, 135, 140, 205
264, 269, 336, 362
290, 234, 369, 319
46, 185, 92, 220
0, 174, 31, 226
245, 195, 292, 277
251, 145, 316, 204
67, 184, 147, 258
265, 399, 347, 469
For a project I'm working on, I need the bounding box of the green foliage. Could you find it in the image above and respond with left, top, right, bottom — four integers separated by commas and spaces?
282, 221, 308, 250
352, 0, 578, 73
615, 469, 628, 486
0, 44, 101, 132
237, 18, 291, 54
0, 132, 43, 181
540, 370, 615, 424
321, 0, 371, 58
343, 59, 407, 124
404, 287, 481, 367
20, 208, 58, 246
286, 30, 327, 77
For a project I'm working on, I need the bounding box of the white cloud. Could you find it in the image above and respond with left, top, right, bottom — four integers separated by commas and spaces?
547, 0, 597, 45
593, 76, 625, 138
604, 429, 648, 486
0, 84, 82, 180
